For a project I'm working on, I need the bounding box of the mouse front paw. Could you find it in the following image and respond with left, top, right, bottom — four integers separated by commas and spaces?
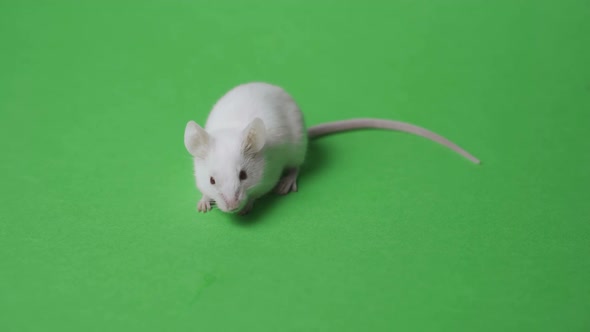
238, 200, 255, 216
197, 197, 212, 213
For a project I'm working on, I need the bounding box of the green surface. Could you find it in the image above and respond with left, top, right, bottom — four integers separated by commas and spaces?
1, 0, 589, 331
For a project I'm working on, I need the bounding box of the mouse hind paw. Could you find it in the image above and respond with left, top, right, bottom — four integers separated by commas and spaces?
274, 168, 299, 195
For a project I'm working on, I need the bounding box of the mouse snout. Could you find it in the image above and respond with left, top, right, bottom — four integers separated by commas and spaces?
220, 190, 242, 212
226, 199, 240, 211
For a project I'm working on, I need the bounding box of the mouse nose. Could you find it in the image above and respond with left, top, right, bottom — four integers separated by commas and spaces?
226, 199, 240, 211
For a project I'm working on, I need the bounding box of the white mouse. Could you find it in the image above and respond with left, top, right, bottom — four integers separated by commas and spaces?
184, 82, 480, 215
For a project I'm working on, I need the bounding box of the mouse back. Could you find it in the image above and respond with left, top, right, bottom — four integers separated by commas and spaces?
205, 82, 307, 147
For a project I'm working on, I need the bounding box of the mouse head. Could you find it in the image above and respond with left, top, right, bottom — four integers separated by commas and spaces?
184, 118, 267, 213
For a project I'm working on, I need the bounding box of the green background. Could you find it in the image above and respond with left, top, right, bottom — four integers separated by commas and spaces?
1, 0, 589, 331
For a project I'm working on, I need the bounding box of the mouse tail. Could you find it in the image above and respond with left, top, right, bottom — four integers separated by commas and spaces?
307, 118, 481, 164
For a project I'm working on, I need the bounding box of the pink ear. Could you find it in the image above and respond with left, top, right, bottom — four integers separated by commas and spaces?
184, 121, 209, 158
242, 118, 266, 153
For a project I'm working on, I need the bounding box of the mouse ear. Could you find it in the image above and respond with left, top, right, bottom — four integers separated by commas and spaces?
242, 118, 266, 154
184, 121, 209, 158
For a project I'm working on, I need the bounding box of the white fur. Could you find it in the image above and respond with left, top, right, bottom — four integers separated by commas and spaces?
184, 82, 308, 213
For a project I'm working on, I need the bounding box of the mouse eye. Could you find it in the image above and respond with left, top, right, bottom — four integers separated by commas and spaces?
210, 177, 215, 185
239, 170, 247, 181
